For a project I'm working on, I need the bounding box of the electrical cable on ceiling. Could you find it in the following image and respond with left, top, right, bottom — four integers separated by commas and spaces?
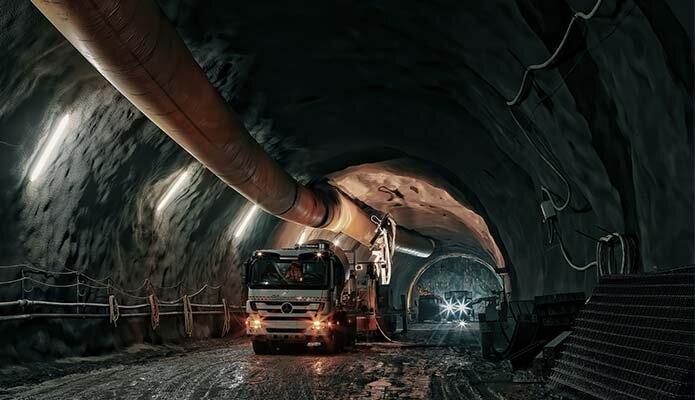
509, 107, 571, 211
528, 1, 639, 120
499, 0, 640, 276
505, 0, 638, 214
507, 0, 605, 106
503, 0, 606, 211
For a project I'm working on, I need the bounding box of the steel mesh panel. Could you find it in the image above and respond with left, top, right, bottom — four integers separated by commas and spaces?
548, 268, 695, 400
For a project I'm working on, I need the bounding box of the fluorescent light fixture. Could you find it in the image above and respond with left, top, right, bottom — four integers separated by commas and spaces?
156, 170, 190, 213
234, 204, 259, 238
30, 114, 71, 182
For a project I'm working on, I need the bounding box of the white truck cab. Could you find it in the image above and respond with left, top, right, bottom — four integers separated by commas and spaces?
244, 241, 357, 354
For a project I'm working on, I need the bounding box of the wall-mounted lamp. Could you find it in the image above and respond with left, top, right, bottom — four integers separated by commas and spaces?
156, 169, 191, 213
30, 114, 71, 182
234, 204, 259, 239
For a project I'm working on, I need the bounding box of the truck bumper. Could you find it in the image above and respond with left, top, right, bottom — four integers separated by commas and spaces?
246, 318, 331, 343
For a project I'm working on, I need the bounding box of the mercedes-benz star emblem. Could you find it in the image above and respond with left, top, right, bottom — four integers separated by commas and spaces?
281, 302, 293, 314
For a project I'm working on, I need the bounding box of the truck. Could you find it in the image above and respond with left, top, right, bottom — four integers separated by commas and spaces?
244, 240, 381, 354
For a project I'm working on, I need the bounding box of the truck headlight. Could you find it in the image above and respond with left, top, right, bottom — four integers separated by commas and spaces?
247, 318, 262, 330
311, 320, 325, 330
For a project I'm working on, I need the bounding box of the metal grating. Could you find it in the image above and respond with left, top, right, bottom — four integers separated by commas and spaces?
549, 267, 695, 400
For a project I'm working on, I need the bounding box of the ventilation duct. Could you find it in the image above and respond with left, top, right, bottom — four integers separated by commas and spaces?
31, 0, 434, 257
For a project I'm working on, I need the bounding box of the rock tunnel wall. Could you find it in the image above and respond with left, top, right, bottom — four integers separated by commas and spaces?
0, 0, 693, 363
0, 2, 290, 363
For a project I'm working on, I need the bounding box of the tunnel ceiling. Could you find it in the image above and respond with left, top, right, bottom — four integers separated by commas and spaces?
327, 159, 505, 267
0, 0, 693, 315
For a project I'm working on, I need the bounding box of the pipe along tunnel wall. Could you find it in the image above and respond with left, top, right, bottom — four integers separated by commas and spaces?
0, 0, 692, 364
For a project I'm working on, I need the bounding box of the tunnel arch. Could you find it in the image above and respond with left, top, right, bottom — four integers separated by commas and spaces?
406, 252, 504, 313
268, 156, 511, 286
268, 155, 513, 306
306, 148, 509, 261
316, 153, 511, 265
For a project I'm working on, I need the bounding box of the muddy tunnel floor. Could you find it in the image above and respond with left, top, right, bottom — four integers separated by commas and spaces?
0, 323, 554, 399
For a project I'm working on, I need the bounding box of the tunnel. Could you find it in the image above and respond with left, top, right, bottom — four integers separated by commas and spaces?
0, 0, 693, 399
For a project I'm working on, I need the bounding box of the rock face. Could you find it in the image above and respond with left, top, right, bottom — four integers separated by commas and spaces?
0, 0, 692, 363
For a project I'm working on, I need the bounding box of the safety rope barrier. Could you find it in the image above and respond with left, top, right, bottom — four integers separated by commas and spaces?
0, 277, 25, 286
0, 269, 219, 302
0, 264, 32, 269
0, 263, 244, 337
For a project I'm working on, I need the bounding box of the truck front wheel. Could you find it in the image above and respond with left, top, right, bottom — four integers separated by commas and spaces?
252, 340, 270, 355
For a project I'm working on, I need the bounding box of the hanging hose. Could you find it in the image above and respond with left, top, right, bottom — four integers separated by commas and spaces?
553, 219, 632, 275
374, 316, 395, 343
183, 295, 193, 337
148, 294, 160, 330
108, 295, 120, 326
596, 232, 631, 276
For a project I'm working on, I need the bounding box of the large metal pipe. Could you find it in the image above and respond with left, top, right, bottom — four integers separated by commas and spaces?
32, 0, 434, 257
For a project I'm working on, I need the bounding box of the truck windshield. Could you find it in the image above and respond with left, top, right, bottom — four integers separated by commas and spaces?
248, 257, 329, 289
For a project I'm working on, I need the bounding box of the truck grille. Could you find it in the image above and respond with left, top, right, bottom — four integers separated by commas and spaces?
263, 316, 312, 321
257, 301, 316, 306
251, 301, 322, 317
